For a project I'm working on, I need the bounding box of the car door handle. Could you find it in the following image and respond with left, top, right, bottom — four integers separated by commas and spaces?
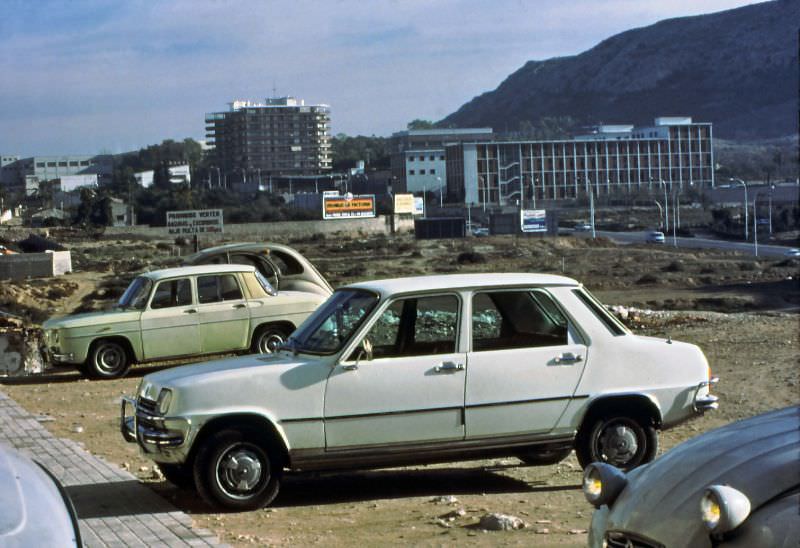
232, 303, 246, 309
554, 352, 582, 364
434, 361, 464, 373
183, 309, 197, 314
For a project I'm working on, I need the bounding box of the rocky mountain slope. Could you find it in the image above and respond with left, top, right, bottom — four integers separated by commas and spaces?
441, 0, 799, 140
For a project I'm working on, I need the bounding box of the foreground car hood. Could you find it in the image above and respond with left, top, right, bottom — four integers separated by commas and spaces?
0, 445, 79, 545
603, 406, 800, 545
43, 308, 140, 329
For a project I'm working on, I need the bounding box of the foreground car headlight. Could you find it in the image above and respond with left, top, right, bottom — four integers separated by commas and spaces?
701, 485, 751, 534
583, 462, 628, 508
156, 389, 173, 415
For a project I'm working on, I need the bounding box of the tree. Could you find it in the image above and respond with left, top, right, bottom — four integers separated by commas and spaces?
406, 119, 436, 130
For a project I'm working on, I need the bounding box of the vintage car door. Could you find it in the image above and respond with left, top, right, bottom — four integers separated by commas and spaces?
195, 273, 250, 353
140, 277, 201, 359
324, 293, 466, 448
464, 289, 588, 438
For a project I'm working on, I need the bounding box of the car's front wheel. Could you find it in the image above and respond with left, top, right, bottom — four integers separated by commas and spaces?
251, 326, 288, 354
86, 339, 131, 379
576, 414, 658, 471
194, 429, 282, 511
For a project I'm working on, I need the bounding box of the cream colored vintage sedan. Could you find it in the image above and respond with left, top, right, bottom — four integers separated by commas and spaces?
42, 264, 328, 379
121, 273, 718, 510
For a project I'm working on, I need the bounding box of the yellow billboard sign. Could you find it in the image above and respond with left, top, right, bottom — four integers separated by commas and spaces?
323, 194, 376, 219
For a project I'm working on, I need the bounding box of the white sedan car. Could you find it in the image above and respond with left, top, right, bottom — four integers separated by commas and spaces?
122, 273, 718, 510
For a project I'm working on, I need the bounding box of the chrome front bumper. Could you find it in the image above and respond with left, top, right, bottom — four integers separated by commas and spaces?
693, 376, 720, 412
120, 397, 187, 455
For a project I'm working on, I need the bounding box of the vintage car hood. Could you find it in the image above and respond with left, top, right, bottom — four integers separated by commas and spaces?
142, 351, 317, 388
43, 308, 140, 329
0, 444, 78, 545
604, 406, 800, 545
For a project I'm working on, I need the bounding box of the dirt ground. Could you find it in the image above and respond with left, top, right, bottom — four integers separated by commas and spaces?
1, 227, 799, 547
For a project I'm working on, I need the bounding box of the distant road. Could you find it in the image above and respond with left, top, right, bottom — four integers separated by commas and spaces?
574, 230, 796, 258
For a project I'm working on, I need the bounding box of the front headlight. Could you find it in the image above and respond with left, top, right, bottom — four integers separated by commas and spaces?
582, 462, 628, 508
156, 389, 173, 415
701, 485, 751, 534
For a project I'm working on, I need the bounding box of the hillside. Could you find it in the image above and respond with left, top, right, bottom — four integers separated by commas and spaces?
440, 0, 799, 140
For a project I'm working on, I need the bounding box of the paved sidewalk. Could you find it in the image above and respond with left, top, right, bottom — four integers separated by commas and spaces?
0, 389, 226, 547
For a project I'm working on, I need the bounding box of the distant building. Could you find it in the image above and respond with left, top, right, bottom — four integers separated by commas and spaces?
445, 117, 714, 206
389, 128, 493, 195
205, 97, 332, 184
0, 154, 114, 195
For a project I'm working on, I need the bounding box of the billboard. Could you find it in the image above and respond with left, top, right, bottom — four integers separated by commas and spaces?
520, 209, 547, 233
323, 194, 376, 219
393, 193, 415, 214
166, 209, 224, 235
413, 197, 425, 216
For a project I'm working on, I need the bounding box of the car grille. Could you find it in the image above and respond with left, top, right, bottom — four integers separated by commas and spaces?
136, 396, 160, 428
605, 531, 664, 548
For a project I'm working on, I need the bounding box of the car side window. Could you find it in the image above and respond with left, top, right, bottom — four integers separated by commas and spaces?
472, 290, 568, 351
150, 278, 192, 309
365, 295, 459, 359
198, 275, 243, 304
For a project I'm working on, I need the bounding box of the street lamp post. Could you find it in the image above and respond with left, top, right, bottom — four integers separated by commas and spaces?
729, 178, 748, 240
658, 180, 669, 233
437, 176, 443, 208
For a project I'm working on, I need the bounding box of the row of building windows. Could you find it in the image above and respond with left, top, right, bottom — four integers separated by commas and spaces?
408, 155, 445, 162
408, 169, 437, 175
35, 160, 91, 168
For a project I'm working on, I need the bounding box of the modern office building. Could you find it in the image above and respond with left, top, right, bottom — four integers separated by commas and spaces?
445, 117, 713, 207
0, 155, 114, 195
204, 97, 332, 183
389, 128, 493, 195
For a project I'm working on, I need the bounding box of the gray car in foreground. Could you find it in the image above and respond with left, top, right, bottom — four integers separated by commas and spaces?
0, 442, 82, 546
584, 405, 799, 547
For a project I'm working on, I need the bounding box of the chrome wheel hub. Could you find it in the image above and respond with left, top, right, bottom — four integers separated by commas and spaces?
599, 423, 638, 465
218, 447, 264, 494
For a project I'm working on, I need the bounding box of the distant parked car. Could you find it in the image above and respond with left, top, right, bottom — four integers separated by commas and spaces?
122, 273, 717, 510
183, 242, 332, 297
42, 264, 328, 379
0, 442, 82, 546
783, 247, 800, 258
584, 405, 799, 548
574, 222, 593, 232
470, 226, 490, 237
645, 230, 665, 244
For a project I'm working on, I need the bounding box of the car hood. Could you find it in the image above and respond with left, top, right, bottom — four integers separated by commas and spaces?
604, 406, 800, 545
43, 308, 139, 329
0, 445, 79, 545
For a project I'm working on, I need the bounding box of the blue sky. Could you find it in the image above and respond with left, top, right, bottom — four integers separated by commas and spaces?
0, 0, 767, 156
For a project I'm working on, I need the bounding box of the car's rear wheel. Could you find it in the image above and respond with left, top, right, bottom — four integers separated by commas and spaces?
158, 463, 194, 490
86, 339, 131, 379
576, 413, 658, 471
194, 429, 281, 511
251, 326, 288, 354
517, 447, 573, 466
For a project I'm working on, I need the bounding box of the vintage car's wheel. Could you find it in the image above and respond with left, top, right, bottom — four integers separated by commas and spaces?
87, 339, 131, 379
194, 429, 281, 511
517, 447, 573, 466
576, 414, 658, 471
158, 463, 194, 490
251, 326, 287, 354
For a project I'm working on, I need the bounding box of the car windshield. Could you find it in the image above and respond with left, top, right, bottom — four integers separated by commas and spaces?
117, 277, 153, 310
287, 289, 379, 355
